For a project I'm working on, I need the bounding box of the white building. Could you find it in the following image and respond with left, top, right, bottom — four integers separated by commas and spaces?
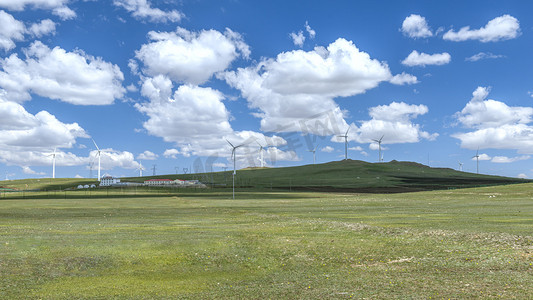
144, 179, 174, 186
100, 176, 120, 186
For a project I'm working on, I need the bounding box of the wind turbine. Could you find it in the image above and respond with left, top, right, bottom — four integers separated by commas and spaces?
227, 139, 244, 200
372, 135, 384, 163
137, 162, 145, 177
92, 139, 104, 181
472, 148, 480, 174
337, 128, 349, 160
458, 161, 463, 172
307, 144, 319, 164
46, 148, 57, 178
257, 141, 266, 168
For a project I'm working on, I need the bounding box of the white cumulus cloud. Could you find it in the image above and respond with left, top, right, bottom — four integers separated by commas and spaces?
453, 87, 533, 154
401, 14, 433, 38
113, 0, 183, 23
321, 146, 334, 153
491, 155, 530, 163
0, 10, 25, 51
290, 31, 305, 47
402, 50, 451, 67
135, 27, 250, 85
389, 72, 419, 85
163, 148, 180, 159
137, 150, 158, 160
443, 15, 520, 42
0, 41, 125, 104
0, 0, 75, 20
223, 38, 392, 135
349, 102, 438, 145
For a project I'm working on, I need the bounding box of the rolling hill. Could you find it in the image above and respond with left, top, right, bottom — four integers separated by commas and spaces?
123, 160, 530, 193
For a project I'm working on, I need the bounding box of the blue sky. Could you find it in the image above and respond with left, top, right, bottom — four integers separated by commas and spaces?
1, 0, 533, 180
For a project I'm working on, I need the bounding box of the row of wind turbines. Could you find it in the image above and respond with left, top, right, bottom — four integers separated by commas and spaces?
44, 134, 484, 182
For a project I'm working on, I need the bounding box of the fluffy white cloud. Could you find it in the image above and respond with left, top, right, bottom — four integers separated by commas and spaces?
113, 0, 182, 23
0, 10, 25, 51
0, 0, 75, 20
290, 31, 305, 47
0, 41, 125, 104
401, 14, 433, 38
135, 27, 250, 85
517, 173, 528, 179
135, 75, 289, 164
163, 148, 180, 159
0, 98, 88, 150
21, 166, 44, 175
473, 153, 491, 161
443, 15, 520, 42
89, 149, 140, 170
456, 87, 533, 129
137, 77, 233, 143
223, 38, 392, 135
321, 146, 334, 153
0, 11, 56, 52
137, 150, 158, 160
491, 155, 530, 163
305, 21, 316, 38
402, 50, 451, 67
0, 149, 86, 168
453, 87, 533, 154
28, 19, 56, 37
351, 102, 438, 144
389, 72, 418, 85
465, 52, 505, 62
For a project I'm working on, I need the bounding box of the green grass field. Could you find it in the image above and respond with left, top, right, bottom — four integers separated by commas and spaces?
1, 183, 532, 299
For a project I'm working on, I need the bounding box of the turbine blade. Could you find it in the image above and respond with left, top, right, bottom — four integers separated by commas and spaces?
226, 139, 235, 148
345, 127, 350, 135
92, 139, 100, 151
379, 135, 384, 142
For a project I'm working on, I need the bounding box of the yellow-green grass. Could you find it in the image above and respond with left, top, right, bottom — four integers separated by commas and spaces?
1, 184, 532, 298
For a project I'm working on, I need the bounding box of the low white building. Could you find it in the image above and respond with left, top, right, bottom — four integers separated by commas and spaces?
100, 176, 120, 186
144, 179, 174, 186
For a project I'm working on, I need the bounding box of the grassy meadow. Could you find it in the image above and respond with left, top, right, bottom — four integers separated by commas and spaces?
1, 182, 532, 299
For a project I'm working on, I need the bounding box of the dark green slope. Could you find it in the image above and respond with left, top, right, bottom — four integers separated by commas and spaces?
125, 160, 530, 193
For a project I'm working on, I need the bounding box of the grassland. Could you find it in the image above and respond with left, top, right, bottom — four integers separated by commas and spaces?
1, 182, 532, 299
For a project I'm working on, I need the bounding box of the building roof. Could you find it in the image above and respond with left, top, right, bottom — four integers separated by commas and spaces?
145, 179, 173, 181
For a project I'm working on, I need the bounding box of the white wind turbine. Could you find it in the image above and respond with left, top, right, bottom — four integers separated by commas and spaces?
137, 161, 145, 177
307, 144, 319, 164
46, 148, 57, 178
337, 128, 349, 160
472, 148, 480, 174
257, 141, 266, 168
458, 160, 464, 172
226, 139, 244, 200
92, 139, 106, 181
372, 135, 384, 163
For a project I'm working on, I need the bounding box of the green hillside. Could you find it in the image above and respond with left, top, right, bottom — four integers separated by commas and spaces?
1, 160, 527, 193
124, 160, 530, 193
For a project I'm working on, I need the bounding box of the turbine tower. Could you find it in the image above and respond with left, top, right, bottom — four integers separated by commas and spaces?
472, 149, 480, 174
257, 141, 265, 168
47, 148, 57, 178
226, 139, 244, 200
372, 135, 384, 163
92, 139, 103, 181
137, 162, 145, 177
337, 128, 349, 160
307, 144, 319, 164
